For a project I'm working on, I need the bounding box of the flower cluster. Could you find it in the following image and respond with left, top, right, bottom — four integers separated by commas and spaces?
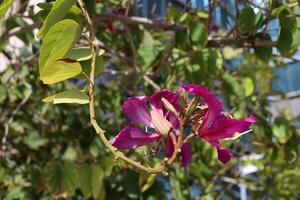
109, 84, 256, 167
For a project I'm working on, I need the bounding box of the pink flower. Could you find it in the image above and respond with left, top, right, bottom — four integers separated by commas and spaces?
180, 84, 256, 164
109, 90, 192, 167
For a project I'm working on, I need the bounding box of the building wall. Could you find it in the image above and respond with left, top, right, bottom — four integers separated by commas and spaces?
269, 95, 300, 117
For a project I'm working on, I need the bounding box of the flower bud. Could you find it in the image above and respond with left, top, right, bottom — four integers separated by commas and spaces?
179, 90, 188, 110
150, 110, 172, 137
185, 96, 200, 116
161, 98, 179, 117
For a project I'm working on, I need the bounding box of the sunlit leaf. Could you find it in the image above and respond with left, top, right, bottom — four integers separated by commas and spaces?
0, 0, 12, 20
23, 132, 48, 150
38, 0, 76, 39
190, 20, 208, 48
65, 47, 105, 61
138, 30, 159, 68
40, 59, 82, 84
42, 89, 89, 104
273, 117, 292, 144
39, 19, 81, 83
242, 77, 254, 96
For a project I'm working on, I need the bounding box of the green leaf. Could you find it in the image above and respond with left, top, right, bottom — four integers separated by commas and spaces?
91, 165, 104, 199
63, 147, 77, 160
38, 0, 76, 39
77, 56, 104, 79
77, 164, 104, 199
36, 2, 82, 24
138, 30, 159, 68
254, 33, 272, 62
42, 90, 89, 104
44, 162, 78, 195
23, 132, 48, 150
197, 10, 209, 19
78, 164, 92, 198
65, 47, 105, 61
271, 4, 288, 18
139, 173, 156, 192
279, 9, 296, 31
187, 51, 207, 83
166, 7, 181, 23
222, 46, 243, 60
238, 6, 262, 35
39, 19, 81, 84
206, 49, 222, 74
278, 28, 293, 55
190, 20, 208, 48
0, 85, 7, 102
39, 19, 80, 70
242, 77, 254, 96
272, 117, 292, 144
170, 173, 184, 200
40, 59, 82, 84
0, 0, 12, 20
175, 29, 189, 49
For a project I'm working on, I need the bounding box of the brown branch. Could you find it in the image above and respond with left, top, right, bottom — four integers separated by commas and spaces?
207, 36, 276, 48
0, 21, 42, 42
96, 14, 185, 30
97, 14, 276, 48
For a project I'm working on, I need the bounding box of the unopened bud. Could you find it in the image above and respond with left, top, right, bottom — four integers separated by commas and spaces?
161, 98, 179, 117
185, 96, 200, 116
179, 90, 188, 110
150, 110, 172, 137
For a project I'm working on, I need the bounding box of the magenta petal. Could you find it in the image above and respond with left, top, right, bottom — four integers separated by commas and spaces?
150, 89, 180, 113
217, 146, 233, 164
180, 144, 192, 167
109, 125, 160, 149
200, 115, 256, 141
165, 136, 174, 158
123, 96, 152, 127
209, 140, 233, 164
180, 84, 222, 130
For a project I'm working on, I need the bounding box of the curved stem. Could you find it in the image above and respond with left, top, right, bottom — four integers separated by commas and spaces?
78, 0, 184, 175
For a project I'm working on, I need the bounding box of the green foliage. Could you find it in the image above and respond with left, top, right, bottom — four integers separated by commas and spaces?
138, 30, 160, 68
42, 90, 89, 104
38, 0, 76, 38
0, 0, 12, 20
39, 19, 81, 84
189, 20, 208, 48
254, 33, 272, 62
238, 6, 263, 35
44, 161, 78, 195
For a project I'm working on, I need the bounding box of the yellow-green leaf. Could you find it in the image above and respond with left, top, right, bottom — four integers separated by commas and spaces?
38, 0, 76, 39
39, 19, 81, 84
40, 59, 82, 84
42, 90, 89, 104
0, 0, 12, 20
65, 47, 105, 61
39, 19, 80, 72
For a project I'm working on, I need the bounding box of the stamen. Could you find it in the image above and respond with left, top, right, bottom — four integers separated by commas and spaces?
223, 129, 253, 140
